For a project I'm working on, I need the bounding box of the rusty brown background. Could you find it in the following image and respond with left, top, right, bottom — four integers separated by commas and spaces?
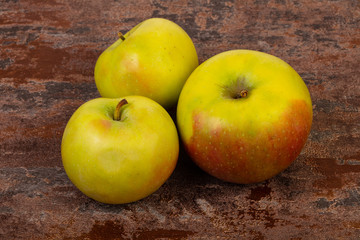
1, 0, 360, 239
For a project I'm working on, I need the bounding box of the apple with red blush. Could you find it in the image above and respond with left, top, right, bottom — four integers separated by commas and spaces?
177, 50, 312, 184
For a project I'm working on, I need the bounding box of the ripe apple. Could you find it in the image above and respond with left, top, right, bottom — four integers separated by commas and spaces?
61, 96, 179, 204
94, 18, 198, 108
177, 50, 313, 184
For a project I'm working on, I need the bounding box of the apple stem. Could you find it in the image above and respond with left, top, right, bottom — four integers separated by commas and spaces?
118, 32, 125, 41
114, 99, 128, 121
240, 89, 248, 98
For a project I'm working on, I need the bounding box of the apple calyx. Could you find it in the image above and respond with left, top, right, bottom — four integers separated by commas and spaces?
118, 32, 125, 41
113, 99, 128, 121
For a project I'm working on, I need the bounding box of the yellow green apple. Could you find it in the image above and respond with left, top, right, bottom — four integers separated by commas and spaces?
177, 50, 313, 184
94, 18, 198, 108
61, 96, 179, 204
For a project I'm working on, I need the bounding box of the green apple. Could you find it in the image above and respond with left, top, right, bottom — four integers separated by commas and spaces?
177, 50, 312, 184
61, 96, 179, 204
94, 18, 198, 108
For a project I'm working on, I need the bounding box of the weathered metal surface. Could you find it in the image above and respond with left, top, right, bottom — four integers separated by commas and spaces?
1, 0, 359, 239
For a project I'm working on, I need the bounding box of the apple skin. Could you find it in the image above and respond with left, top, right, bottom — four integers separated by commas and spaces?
61, 96, 179, 204
177, 50, 313, 184
94, 18, 199, 109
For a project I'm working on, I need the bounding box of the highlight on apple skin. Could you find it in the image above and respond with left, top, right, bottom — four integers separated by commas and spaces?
61, 96, 179, 204
94, 18, 199, 109
177, 49, 313, 184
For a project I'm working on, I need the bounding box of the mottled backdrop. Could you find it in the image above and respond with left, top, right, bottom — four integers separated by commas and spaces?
0, 0, 359, 239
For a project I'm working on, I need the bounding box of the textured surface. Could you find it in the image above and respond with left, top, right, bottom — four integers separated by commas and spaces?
1, 0, 360, 239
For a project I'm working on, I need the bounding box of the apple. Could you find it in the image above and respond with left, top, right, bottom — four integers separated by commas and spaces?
61, 96, 179, 204
177, 50, 313, 184
94, 18, 198, 109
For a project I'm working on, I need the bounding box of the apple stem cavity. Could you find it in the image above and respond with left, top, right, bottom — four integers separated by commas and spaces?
118, 32, 125, 41
114, 99, 128, 121
229, 89, 248, 99
223, 77, 250, 99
